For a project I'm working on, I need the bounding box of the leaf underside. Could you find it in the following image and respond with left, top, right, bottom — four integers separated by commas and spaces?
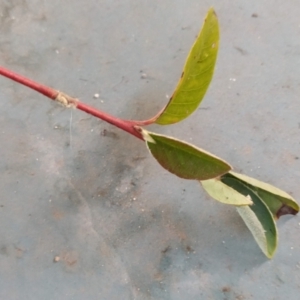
201, 178, 253, 206
155, 7, 219, 125
142, 129, 231, 180
221, 176, 277, 258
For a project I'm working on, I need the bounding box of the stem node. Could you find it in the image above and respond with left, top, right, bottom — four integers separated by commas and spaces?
55, 91, 78, 108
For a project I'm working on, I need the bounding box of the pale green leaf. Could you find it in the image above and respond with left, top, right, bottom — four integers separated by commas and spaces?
201, 178, 252, 205
155, 7, 219, 125
236, 206, 270, 257
140, 128, 231, 180
227, 172, 299, 218
221, 176, 277, 258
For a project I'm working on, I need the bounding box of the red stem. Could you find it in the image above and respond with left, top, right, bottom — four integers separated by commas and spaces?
0, 66, 57, 99
0, 66, 143, 140
76, 102, 142, 139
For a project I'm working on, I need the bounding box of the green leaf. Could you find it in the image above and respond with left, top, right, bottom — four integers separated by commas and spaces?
201, 178, 253, 206
225, 172, 299, 218
140, 128, 231, 180
155, 8, 219, 125
221, 176, 277, 258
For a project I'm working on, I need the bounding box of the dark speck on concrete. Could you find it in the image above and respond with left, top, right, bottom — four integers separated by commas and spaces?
101, 129, 119, 139
161, 245, 171, 254
234, 46, 248, 55
222, 286, 231, 293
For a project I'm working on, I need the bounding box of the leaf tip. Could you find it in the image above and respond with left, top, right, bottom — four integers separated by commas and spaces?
207, 7, 217, 19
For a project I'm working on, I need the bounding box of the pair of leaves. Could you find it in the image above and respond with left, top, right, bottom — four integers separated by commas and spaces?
137, 8, 227, 181
201, 172, 299, 258
136, 9, 229, 181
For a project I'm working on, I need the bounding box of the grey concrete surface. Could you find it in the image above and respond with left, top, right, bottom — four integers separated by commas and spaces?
0, 1, 300, 299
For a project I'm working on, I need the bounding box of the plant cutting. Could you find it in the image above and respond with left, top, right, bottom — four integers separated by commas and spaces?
0, 8, 298, 258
